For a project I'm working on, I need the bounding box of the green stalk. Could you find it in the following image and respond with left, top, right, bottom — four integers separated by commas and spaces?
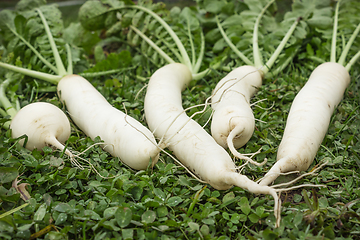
0, 79, 18, 125
7, 25, 58, 74
215, 15, 253, 66
125, 5, 192, 71
307, 56, 326, 64
262, 18, 300, 75
130, 25, 175, 64
185, 16, 197, 70
192, 70, 209, 81
345, 50, 360, 71
253, 0, 275, 68
66, 44, 73, 75
265, 48, 298, 78
192, 57, 226, 80
338, 22, 360, 66
36, 8, 67, 76
158, 37, 182, 63
0, 62, 61, 84
80, 67, 137, 78
0, 108, 7, 117
330, 0, 341, 63
193, 30, 205, 74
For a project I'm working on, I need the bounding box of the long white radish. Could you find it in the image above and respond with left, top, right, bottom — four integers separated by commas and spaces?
10, 102, 73, 158
260, 0, 360, 186
212, 1, 300, 162
259, 62, 350, 185
0, 8, 161, 170
144, 63, 280, 224
57, 75, 160, 170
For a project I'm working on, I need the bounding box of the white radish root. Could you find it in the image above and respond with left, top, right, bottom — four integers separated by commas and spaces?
57, 74, 160, 170
259, 62, 350, 186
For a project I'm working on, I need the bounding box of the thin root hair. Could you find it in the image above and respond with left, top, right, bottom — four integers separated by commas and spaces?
135, 83, 148, 100
122, 103, 206, 183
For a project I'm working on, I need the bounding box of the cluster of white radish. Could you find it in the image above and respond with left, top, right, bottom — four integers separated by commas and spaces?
1, 0, 359, 229
109, 1, 288, 226
145, 62, 281, 223
128, 0, 359, 227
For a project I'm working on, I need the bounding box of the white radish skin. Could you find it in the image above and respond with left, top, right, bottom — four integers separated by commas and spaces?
10, 102, 72, 157
57, 75, 160, 170
211, 66, 262, 149
260, 62, 350, 186
144, 63, 279, 222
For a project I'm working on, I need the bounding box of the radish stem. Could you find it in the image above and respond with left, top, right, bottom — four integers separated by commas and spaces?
7, 25, 58, 74
130, 25, 175, 64
330, 0, 341, 63
338, 22, 360, 66
253, 0, 275, 68
262, 18, 300, 75
0, 62, 61, 84
215, 15, 252, 66
36, 8, 67, 76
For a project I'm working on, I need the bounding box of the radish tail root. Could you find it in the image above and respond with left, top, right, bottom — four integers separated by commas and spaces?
259, 158, 329, 186
45, 135, 73, 159
45, 136, 87, 170
225, 172, 281, 227
227, 125, 266, 166
258, 156, 293, 186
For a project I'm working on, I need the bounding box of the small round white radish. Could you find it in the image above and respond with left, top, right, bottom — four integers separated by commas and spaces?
145, 63, 279, 224
10, 102, 72, 157
259, 62, 350, 186
211, 66, 262, 149
57, 74, 160, 170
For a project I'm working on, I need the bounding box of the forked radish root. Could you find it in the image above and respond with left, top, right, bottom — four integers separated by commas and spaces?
211, 66, 265, 165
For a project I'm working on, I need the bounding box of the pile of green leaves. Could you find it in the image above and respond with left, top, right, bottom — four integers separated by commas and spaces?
0, 0, 360, 239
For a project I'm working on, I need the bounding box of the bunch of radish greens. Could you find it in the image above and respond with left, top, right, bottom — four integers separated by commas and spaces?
0, 0, 360, 239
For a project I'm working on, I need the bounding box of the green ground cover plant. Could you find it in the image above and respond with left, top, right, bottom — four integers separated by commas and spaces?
0, 0, 360, 239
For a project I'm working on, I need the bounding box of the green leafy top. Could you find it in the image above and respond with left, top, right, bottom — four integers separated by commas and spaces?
204, 0, 303, 77
78, 0, 211, 80
296, 0, 360, 70
0, 2, 67, 75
